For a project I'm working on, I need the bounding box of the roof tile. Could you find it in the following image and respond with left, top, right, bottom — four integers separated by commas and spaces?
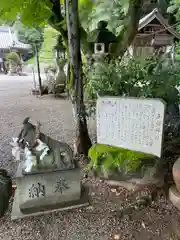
0, 26, 31, 50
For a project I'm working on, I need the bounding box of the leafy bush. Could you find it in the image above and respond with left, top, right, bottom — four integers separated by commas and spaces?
85, 56, 180, 174
85, 56, 180, 115
14, 20, 44, 46
39, 27, 58, 64
6, 51, 21, 67
88, 144, 153, 174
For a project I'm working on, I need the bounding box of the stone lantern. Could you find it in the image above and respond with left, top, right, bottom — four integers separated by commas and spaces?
88, 21, 117, 58
54, 34, 66, 60
53, 39, 66, 94
55, 43, 66, 60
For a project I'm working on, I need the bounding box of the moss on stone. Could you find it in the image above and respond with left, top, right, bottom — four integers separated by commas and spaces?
88, 144, 154, 173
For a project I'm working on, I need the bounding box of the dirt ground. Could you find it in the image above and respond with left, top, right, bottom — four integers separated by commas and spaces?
0, 75, 180, 240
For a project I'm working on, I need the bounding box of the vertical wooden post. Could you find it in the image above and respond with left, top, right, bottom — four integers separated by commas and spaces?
34, 44, 42, 96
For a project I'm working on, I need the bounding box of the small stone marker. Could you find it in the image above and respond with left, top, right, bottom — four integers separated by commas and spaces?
96, 97, 165, 157
16, 163, 81, 212
11, 162, 89, 220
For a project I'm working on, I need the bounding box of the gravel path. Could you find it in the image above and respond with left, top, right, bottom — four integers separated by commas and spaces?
0, 75, 180, 240
0, 75, 96, 176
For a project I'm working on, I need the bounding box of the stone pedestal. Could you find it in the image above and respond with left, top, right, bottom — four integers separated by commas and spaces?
172, 157, 180, 193
169, 185, 180, 210
11, 162, 89, 220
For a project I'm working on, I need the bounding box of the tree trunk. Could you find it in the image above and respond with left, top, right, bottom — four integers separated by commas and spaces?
66, 60, 71, 99
66, 0, 92, 157
34, 44, 42, 95
48, 0, 144, 156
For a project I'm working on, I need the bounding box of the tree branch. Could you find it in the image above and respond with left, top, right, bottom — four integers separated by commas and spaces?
48, 0, 68, 46
48, 0, 89, 53
110, 0, 143, 56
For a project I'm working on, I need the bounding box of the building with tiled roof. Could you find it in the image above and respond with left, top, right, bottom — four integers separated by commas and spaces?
0, 26, 31, 52
0, 26, 31, 57
0, 26, 31, 73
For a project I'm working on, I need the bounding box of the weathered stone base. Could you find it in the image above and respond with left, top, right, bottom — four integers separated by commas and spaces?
11, 187, 89, 220
99, 166, 164, 191
169, 185, 180, 210
11, 161, 89, 220
105, 173, 164, 191
16, 163, 81, 210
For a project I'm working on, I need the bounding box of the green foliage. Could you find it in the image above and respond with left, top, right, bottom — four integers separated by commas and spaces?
0, 0, 125, 42
28, 26, 58, 64
80, 0, 127, 34
88, 144, 153, 173
0, 0, 52, 26
85, 56, 180, 115
0, 0, 96, 27
5, 51, 21, 66
39, 26, 59, 64
0, 19, 14, 26
168, 0, 180, 19
175, 42, 180, 61
14, 20, 44, 50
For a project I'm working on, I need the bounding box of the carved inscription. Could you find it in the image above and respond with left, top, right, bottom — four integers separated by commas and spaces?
28, 182, 45, 198
54, 178, 70, 193
96, 97, 165, 157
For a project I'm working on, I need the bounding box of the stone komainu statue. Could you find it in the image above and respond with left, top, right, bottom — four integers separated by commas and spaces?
0, 169, 12, 217
18, 117, 75, 171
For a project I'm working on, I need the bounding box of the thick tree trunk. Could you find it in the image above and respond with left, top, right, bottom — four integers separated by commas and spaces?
66, 0, 92, 156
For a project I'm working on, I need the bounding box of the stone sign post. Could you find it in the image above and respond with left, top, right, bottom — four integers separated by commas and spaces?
96, 97, 166, 157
